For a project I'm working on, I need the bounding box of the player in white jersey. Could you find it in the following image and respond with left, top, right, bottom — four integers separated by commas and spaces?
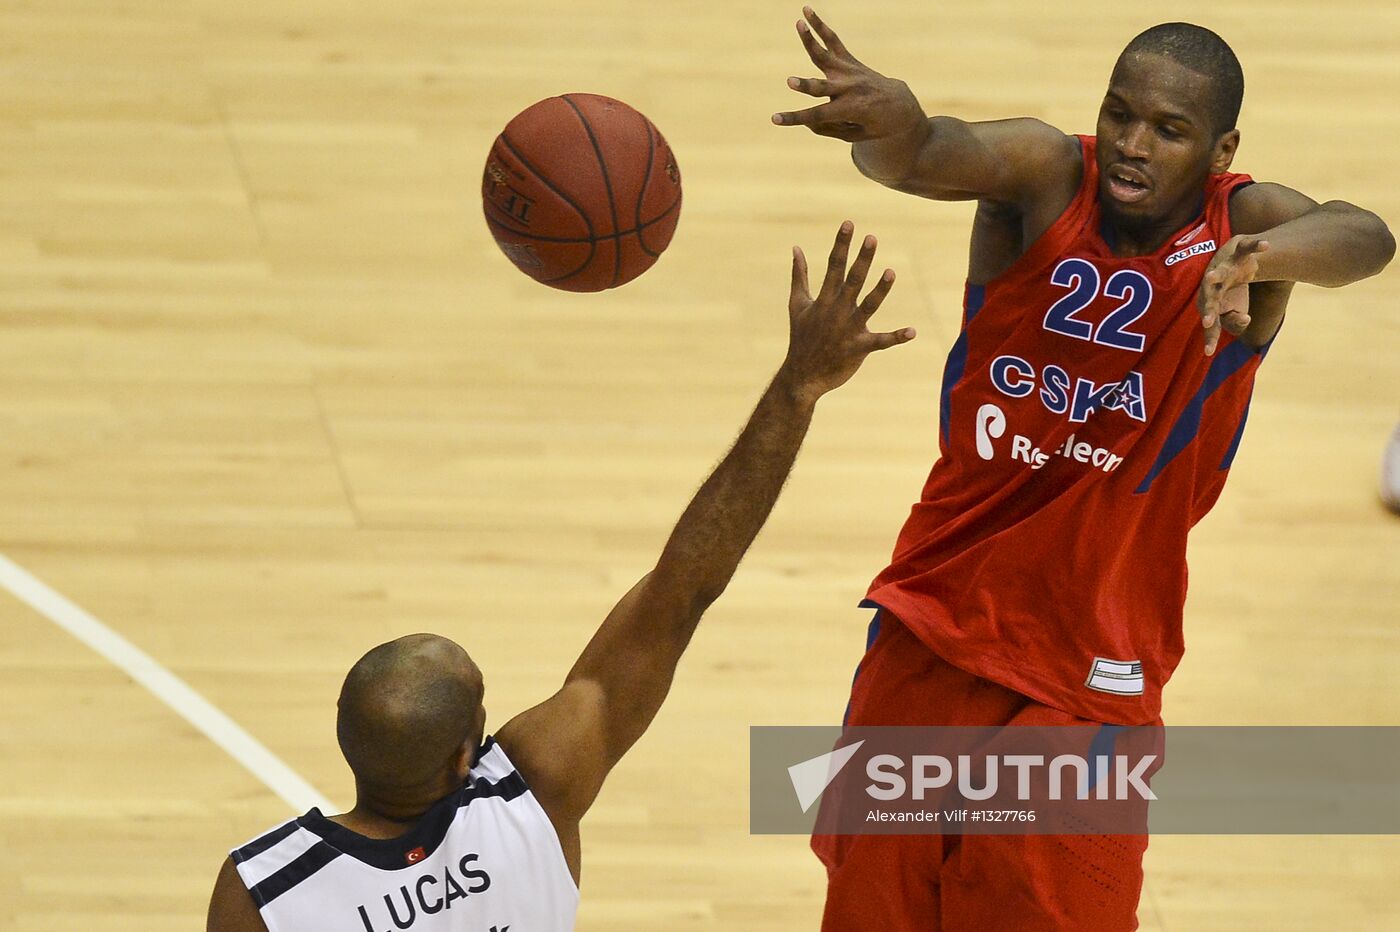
206, 223, 916, 932
223, 733, 576, 930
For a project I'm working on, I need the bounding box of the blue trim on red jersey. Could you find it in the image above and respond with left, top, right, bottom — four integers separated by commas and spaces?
1135, 340, 1257, 493
1085, 725, 1124, 793
1218, 400, 1253, 472
843, 601, 885, 726
938, 285, 987, 444
1214, 325, 1280, 472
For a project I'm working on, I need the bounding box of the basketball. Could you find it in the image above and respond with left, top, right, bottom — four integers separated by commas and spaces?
482, 93, 683, 292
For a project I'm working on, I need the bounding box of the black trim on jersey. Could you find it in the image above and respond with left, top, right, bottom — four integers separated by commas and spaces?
294, 745, 531, 872
458, 769, 528, 808
231, 819, 299, 865
247, 841, 342, 907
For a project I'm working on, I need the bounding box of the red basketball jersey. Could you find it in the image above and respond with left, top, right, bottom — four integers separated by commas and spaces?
866, 135, 1264, 725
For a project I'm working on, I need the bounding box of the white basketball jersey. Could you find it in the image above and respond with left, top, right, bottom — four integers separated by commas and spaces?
231, 737, 579, 931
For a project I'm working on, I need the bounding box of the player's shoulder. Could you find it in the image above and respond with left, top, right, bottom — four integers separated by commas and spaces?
208, 854, 271, 932
981, 117, 1077, 143
1227, 180, 1319, 235
470, 734, 526, 785
969, 116, 1076, 149
976, 118, 1082, 176
963, 118, 1082, 214
231, 816, 304, 865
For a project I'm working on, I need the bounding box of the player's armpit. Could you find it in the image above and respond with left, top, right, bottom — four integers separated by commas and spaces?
872, 116, 1081, 208
206, 857, 269, 932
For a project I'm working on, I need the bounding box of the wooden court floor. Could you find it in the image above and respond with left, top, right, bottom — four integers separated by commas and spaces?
0, 0, 1396, 929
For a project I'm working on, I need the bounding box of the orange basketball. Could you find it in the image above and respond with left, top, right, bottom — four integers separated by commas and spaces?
482, 94, 683, 292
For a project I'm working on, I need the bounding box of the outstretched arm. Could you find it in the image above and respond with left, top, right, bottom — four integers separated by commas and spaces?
1197, 182, 1395, 354
496, 224, 914, 870
772, 7, 1080, 207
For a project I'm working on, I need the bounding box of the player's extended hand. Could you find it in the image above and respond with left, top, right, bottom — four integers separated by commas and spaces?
771, 7, 926, 142
1197, 234, 1270, 356
779, 221, 915, 404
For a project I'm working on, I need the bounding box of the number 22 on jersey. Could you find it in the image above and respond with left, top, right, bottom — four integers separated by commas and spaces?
1043, 258, 1152, 352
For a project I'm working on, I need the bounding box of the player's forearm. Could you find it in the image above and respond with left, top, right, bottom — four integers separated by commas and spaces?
853, 116, 992, 197
560, 369, 814, 722
649, 367, 817, 615
550, 371, 815, 785
1253, 201, 1395, 287
521, 377, 817, 818
853, 116, 1072, 203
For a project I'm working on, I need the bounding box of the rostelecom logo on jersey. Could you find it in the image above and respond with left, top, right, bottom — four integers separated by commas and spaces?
974, 403, 1124, 473
975, 404, 1007, 460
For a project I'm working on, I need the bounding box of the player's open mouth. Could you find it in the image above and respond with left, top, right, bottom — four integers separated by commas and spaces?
1106, 166, 1151, 204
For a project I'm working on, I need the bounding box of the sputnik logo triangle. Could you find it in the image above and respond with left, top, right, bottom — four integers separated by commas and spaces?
787, 740, 866, 813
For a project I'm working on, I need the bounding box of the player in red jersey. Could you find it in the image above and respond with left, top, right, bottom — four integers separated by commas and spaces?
774, 7, 1394, 930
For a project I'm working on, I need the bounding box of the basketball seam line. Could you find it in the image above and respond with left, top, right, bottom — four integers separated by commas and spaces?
484, 195, 681, 244
496, 133, 594, 236
636, 120, 658, 259
495, 133, 598, 283
561, 94, 623, 288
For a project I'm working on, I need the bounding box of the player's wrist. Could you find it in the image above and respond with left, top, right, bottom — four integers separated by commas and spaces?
852, 115, 929, 181
771, 364, 824, 412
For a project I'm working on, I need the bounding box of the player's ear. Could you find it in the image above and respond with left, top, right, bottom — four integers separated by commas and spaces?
452, 741, 474, 782
1211, 129, 1240, 173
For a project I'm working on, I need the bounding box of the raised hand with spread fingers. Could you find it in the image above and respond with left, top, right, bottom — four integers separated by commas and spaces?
772, 6, 925, 144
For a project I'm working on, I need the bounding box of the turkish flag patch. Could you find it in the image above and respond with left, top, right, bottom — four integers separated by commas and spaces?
405, 846, 426, 865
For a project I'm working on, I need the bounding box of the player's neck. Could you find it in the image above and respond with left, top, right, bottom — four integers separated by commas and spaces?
330, 794, 445, 838
328, 804, 422, 840
1100, 195, 1205, 258
331, 780, 456, 837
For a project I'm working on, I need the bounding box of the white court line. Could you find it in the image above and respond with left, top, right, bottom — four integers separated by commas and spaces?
0, 553, 334, 815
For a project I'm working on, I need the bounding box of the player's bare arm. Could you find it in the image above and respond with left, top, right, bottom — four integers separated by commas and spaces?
772, 6, 1080, 215
207, 856, 269, 932
1196, 181, 1396, 354
495, 223, 914, 881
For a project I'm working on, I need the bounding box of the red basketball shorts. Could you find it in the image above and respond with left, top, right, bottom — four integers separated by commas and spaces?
812, 609, 1152, 932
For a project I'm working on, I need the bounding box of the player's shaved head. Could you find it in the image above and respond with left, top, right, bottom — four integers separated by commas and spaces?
336, 634, 484, 793
1118, 23, 1244, 136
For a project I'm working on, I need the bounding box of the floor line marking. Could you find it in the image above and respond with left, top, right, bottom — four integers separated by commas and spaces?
0, 553, 334, 815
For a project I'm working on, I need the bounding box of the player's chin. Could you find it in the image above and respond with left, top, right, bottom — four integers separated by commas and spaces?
1098, 185, 1156, 224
